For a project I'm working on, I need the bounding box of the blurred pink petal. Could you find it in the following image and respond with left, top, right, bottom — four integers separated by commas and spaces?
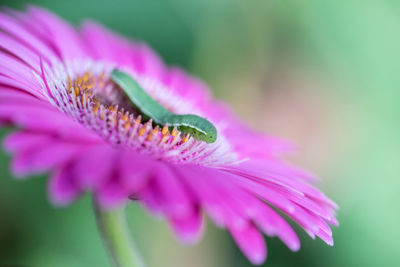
230, 222, 267, 265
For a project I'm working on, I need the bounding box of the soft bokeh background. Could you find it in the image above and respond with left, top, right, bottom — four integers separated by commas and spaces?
1, 0, 399, 266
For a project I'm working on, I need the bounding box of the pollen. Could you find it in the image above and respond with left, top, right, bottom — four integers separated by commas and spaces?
171, 126, 179, 142
171, 127, 178, 137
82, 71, 90, 83
138, 126, 146, 136
108, 105, 117, 112
146, 130, 153, 141
93, 100, 100, 114
135, 115, 142, 124
122, 114, 129, 121
86, 82, 94, 90
74, 85, 79, 96
77, 76, 83, 85
146, 126, 159, 141
161, 124, 169, 135
67, 76, 72, 93
99, 71, 105, 87
181, 134, 189, 143
124, 121, 131, 130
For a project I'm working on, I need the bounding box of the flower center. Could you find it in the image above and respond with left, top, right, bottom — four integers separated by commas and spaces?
68, 68, 189, 142
40, 60, 238, 166
69, 70, 140, 114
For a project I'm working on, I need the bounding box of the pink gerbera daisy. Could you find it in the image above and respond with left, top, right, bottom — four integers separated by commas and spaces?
0, 6, 338, 266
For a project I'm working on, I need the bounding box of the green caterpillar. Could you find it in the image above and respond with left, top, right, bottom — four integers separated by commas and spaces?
110, 69, 217, 143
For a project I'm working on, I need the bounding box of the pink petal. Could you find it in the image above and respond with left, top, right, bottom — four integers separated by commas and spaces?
72, 145, 117, 189
176, 165, 247, 229
27, 6, 88, 59
0, 12, 58, 60
162, 67, 211, 106
80, 21, 133, 64
152, 163, 194, 217
49, 164, 81, 206
0, 77, 44, 99
96, 181, 127, 210
229, 223, 267, 265
0, 101, 100, 142
252, 201, 300, 251
0, 31, 40, 71
169, 208, 204, 244
0, 52, 43, 94
129, 42, 166, 80
11, 141, 83, 177
3, 131, 51, 153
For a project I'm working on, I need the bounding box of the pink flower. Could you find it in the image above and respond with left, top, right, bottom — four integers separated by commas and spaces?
0, 6, 337, 265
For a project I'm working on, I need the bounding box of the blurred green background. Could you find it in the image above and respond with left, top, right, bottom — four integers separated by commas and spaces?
1, 0, 399, 266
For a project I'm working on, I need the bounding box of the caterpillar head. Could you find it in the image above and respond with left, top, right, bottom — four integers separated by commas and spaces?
176, 115, 217, 144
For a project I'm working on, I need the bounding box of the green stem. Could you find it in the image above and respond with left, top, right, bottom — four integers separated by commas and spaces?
94, 199, 145, 267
